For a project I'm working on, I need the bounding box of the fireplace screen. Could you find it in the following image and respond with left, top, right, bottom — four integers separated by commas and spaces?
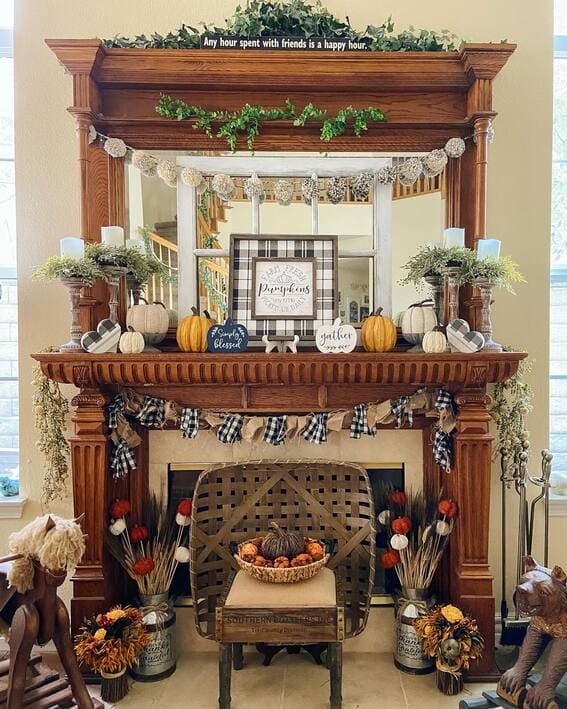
168, 463, 404, 603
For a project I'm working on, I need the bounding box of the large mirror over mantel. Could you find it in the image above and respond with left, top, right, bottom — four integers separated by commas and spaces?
124, 150, 446, 335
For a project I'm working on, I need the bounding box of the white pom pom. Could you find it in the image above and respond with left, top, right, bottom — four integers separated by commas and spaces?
244, 173, 265, 200
301, 176, 318, 205
104, 137, 128, 158
274, 179, 294, 206
444, 137, 466, 159
326, 176, 346, 204
174, 546, 191, 563
436, 520, 451, 536
397, 158, 422, 187
132, 150, 158, 178
390, 533, 408, 550
109, 518, 126, 535
350, 172, 373, 200
378, 510, 391, 525
176, 512, 191, 527
157, 159, 178, 187
422, 149, 448, 178
212, 174, 236, 201
181, 167, 204, 188
376, 165, 397, 185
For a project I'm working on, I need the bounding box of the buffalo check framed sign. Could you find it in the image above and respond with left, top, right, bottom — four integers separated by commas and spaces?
229, 234, 338, 339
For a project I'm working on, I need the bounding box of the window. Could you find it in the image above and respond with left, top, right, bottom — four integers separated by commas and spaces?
0, 1, 17, 480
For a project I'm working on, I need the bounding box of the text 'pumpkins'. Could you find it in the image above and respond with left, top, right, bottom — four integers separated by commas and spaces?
176, 307, 215, 352
361, 307, 397, 352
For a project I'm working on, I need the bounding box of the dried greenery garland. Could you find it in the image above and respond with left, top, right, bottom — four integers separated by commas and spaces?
33, 355, 70, 505
32, 256, 104, 286
156, 95, 386, 151
85, 242, 174, 286
104, 1, 460, 52
490, 356, 532, 460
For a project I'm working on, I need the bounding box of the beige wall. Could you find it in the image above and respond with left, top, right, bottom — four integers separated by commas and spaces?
14, 0, 554, 608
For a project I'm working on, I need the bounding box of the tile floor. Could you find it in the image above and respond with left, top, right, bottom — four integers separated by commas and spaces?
101, 649, 496, 709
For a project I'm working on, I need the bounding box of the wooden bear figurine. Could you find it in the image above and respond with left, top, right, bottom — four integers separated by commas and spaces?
497, 556, 567, 709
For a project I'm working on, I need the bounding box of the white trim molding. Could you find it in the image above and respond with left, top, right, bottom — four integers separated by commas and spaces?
0, 495, 27, 519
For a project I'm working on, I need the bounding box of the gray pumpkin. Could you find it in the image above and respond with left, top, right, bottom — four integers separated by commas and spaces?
261, 522, 304, 560
441, 638, 460, 661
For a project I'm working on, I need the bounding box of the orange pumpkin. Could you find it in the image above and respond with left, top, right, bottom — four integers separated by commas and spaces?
305, 541, 325, 561
291, 553, 313, 567
274, 556, 291, 569
176, 307, 215, 352
253, 555, 268, 567
361, 307, 397, 353
240, 542, 259, 558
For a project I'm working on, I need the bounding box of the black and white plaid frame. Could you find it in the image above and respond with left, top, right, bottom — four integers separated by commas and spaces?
228, 233, 339, 339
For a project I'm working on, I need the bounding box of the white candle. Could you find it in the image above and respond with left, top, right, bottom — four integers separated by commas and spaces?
101, 226, 124, 246
126, 237, 145, 252
477, 238, 501, 260
59, 237, 85, 259
443, 228, 465, 248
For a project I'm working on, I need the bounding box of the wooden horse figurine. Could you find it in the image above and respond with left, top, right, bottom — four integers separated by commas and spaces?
0, 515, 100, 709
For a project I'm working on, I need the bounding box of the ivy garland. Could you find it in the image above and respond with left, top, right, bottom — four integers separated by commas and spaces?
104, 0, 460, 52
156, 95, 386, 151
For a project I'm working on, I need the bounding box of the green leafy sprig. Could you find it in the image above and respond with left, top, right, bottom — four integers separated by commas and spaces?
156, 95, 386, 151
85, 241, 175, 286
104, 1, 460, 52
32, 255, 104, 286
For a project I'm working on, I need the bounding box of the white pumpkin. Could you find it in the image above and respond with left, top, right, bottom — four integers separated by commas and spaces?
119, 327, 145, 354
400, 299, 437, 346
422, 328, 447, 354
126, 298, 169, 346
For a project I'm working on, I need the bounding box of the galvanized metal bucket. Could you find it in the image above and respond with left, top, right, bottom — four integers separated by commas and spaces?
394, 588, 435, 675
131, 593, 177, 682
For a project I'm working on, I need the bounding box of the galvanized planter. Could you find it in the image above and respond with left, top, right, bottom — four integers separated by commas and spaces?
394, 588, 435, 675
131, 593, 177, 682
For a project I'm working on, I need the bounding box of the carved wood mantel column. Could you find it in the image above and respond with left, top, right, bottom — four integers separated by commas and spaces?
448, 384, 496, 678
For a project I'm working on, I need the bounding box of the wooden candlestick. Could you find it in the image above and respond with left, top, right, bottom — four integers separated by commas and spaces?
59, 277, 86, 352
424, 274, 445, 327
474, 277, 503, 351
102, 266, 128, 324
442, 266, 461, 325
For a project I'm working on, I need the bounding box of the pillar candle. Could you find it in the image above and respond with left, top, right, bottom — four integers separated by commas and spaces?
101, 226, 124, 246
443, 228, 465, 248
59, 237, 85, 259
476, 238, 501, 260
126, 237, 145, 252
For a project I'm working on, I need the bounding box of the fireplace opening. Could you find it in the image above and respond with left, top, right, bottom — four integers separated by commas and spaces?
168, 462, 404, 604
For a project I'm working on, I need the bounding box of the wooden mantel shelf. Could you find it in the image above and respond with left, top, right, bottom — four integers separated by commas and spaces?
33, 350, 525, 412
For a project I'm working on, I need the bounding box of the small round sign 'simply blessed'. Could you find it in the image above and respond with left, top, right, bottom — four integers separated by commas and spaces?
315, 318, 357, 354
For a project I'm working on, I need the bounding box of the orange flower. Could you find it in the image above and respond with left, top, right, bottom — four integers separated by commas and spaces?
130, 525, 148, 543
389, 490, 407, 506
380, 550, 400, 569
110, 499, 131, 518
391, 516, 412, 535
132, 557, 155, 576
177, 499, 192, 517
438, 499, 458, 518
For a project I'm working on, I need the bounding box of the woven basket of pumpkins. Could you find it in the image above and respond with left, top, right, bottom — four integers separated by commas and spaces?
235, 522, 330, 584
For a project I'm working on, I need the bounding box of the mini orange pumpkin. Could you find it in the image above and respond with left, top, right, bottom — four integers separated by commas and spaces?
176, 307, 215, 352
274, 556, 290, 569
305, 541, 325, 561
361, 307, 397, 353
291, 553, 313, 567
253, 555, 268, 567
240, 542, 259, 558
242, 553, 256, 563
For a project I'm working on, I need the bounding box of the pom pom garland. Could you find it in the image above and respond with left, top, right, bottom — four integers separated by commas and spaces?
104, 138, 128, 158
301, 176, 319, 205
180, 167, 204, 188
157, 159, 178, 187
326, 176, 346, 204
88, 125, 98, 144
444, 136, 466, 158
243, 173, 265, 200
376, 165, 398, 185
422, 148, 448, 178
212, 173, 236, 201
273, 179, 294, 206
132, 151, 158, 178
350, 172, 373, 201
397, 158, 423, 187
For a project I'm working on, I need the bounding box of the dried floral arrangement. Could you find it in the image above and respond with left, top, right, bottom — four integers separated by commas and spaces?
491, 356, 533, 459
377, 487, 457, 590
414, 604, 484, 694
32, 357, 70, 505
107, 494, 192, 596
155, 95, 386, 151
104, 1, 460, 52
32, 255, 104, 286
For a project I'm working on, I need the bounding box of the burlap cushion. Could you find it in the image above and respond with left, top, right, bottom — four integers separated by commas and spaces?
225, 568, 336, 608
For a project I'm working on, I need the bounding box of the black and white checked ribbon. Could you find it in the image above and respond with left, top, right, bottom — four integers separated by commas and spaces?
350, 403, 375, 439
391, 396, 413, 428
107, 394, 125, 430
137, 396, 166, 428
435, 389, 455, 414
302, 413, 329, 444
217, 414, 244, 444
180, 408, 200, 439
110, 438, 136, 479
433, 429, 452, 472
263, 415, 287, 446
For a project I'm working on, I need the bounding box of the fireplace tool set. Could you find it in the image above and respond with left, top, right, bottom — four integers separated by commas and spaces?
499, 448, 553, 646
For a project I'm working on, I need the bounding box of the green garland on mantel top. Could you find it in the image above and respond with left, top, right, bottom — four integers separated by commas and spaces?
156, 95, 386, 151
103, 0, 461, 51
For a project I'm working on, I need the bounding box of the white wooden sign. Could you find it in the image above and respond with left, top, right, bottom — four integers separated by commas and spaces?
251, 257, 316, 320
315, 318, 357, 354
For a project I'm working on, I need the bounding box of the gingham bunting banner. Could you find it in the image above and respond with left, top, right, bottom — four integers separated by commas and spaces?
435, 389, 454, 413
433, 429, 452, 472
302, 413, 329, 444
180, 408, 200, 439
391, 396, 413, 428
217, 413, 244, 444
107, 394, 125, 430
137, 396, 166, 428
350, 403, 375, 439
110, 438, 137, 479
263, 415, 288, 446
